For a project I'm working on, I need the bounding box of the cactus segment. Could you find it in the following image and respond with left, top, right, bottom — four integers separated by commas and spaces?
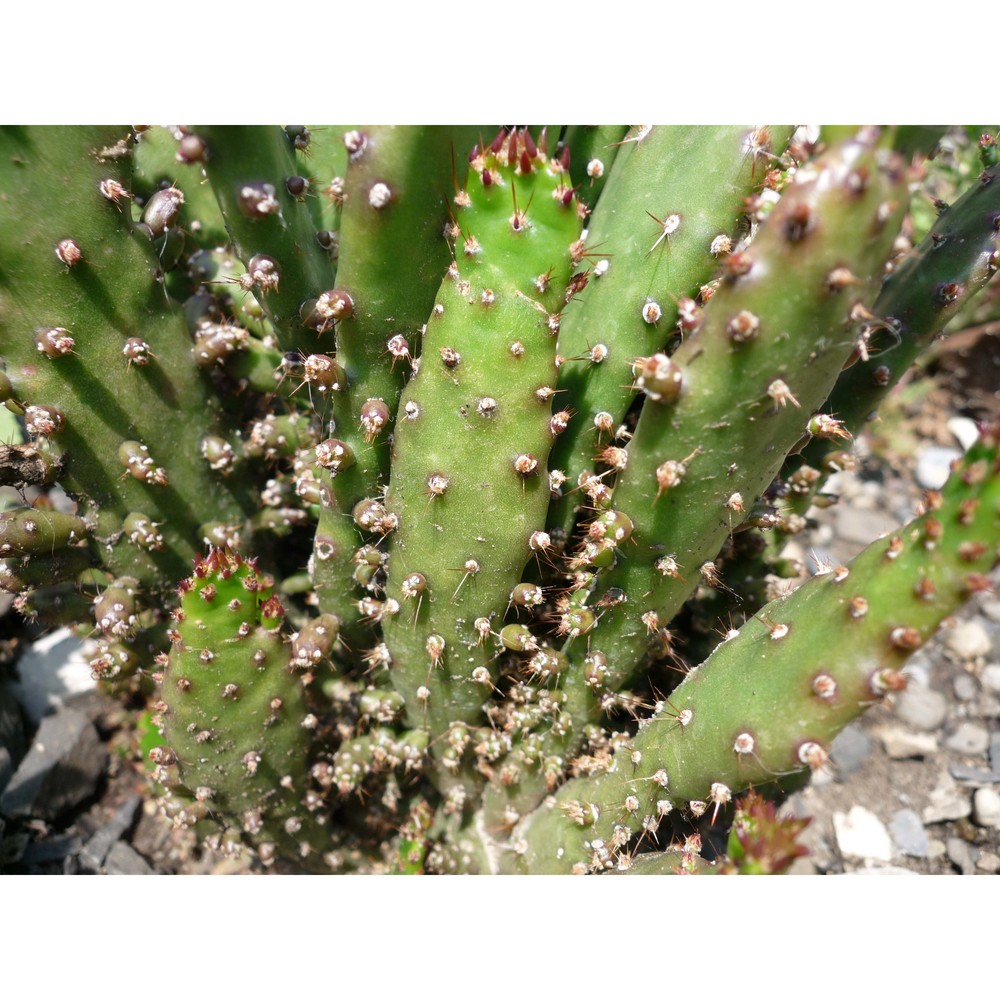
579, 131, 909, 690
157, 549, 325, 867
380, 129, 584, 755
510, 435, 1000, 872
480, 131, 908, 830
289, 125, 355, 239
0, 507, 88, 557
309, 128, 484, 639
309, 482, 377, 655
0, 126, 250, 587
547, 125, 795, 535
814, 161, 1000, 440
194, 126, 337, 355
322, 126, 483, 494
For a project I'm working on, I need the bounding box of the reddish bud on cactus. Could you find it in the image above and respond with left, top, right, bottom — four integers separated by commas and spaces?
719, 791, 811, 874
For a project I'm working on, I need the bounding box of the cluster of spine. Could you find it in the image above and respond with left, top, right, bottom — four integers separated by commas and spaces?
2, 125, 999, 875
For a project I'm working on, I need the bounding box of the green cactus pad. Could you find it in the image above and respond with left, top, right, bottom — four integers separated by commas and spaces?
157, 548, 324, 868
381, 128, 584, 758
0, 126, 250, 587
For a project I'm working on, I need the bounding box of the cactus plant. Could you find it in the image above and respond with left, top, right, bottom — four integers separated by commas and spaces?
1, 124, 998, 874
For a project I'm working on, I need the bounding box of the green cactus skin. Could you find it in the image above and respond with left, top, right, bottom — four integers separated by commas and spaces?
575, 130, 908, 689
132, 126, 230, 248
810, 161, 1000, 443
193, 126, 337, 356
380, 128, 584, 765
0, 547, 93, 595
0, 507, 88, 558
289, 125, 355, 240
156, 548, 328, 869
310, 127, 483, 646
0, 125, 250, 588
6, 125, 1000, 875
475, 131, 908, 833
560, 125, 629, 208
506, 436, 999, 873
777, 162, 1000, 525
547, 125, 795, 536
322, 126, 483, 491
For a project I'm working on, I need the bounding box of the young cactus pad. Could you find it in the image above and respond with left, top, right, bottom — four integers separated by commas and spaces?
156, 549, 324, 867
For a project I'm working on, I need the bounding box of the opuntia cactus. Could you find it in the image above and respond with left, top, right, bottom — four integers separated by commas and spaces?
1, 124, 998, 874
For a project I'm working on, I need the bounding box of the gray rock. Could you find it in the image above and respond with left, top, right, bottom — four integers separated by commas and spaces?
945, 621, 993, 660
833, 806, 892, 862
889, 809, 929, 858
991, 732, 1000, 772
833, 507, 896, 547
980, 597, 1000, 624
950, 763, 1000, 783
953, 673, 979, 702
976, 852, 1000, 874
927, 838, 948, 860
972, 788, 1000, 829
923, 773, 973, 824
947, 415, 980, 451
0, 747, 12, 796
0, 709, 107, 821
876, 726, 938, 759
978, 694, 1000, 720
830, 724, 872, 777
0, 684, 25, 764
839, 865, 920, 876
10, 628, 96, 725
79, 795, 142, 873
20, 833, 82, 866
981, 664, 1000, 695
104, 841, 153, 875
945, 722, 991, 756
946, 837, 978, 875
916, 445, 962, 490
895, 686, 948, 732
